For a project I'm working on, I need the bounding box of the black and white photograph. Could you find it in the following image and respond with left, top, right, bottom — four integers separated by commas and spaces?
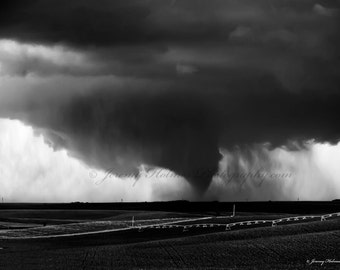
0, 0, 340, 269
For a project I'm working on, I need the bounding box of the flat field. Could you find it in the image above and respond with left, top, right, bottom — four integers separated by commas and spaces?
0, 202, 339, 269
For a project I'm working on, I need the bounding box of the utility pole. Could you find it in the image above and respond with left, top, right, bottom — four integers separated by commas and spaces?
231, 204, 236, 217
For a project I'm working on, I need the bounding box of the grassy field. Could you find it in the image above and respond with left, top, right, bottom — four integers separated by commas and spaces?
0, 210, 207, 238
0, 205, 339, 269
0, 219, 339, 269
0, 209, 204, 225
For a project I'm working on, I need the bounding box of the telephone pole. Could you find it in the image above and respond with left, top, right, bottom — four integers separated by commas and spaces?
231, 204, 236, 217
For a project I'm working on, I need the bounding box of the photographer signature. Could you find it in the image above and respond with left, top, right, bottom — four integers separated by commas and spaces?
306, 259, 340, 266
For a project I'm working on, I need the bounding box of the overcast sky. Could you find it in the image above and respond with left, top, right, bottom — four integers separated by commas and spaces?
0, 0, 340, 202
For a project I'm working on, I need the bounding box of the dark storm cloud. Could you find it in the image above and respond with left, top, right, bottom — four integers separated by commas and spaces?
2, 73, 340, 194
1, 0, 340, 193
0, 0, 336, 47
0, 0, 150, 46
1, 82, 221, 193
